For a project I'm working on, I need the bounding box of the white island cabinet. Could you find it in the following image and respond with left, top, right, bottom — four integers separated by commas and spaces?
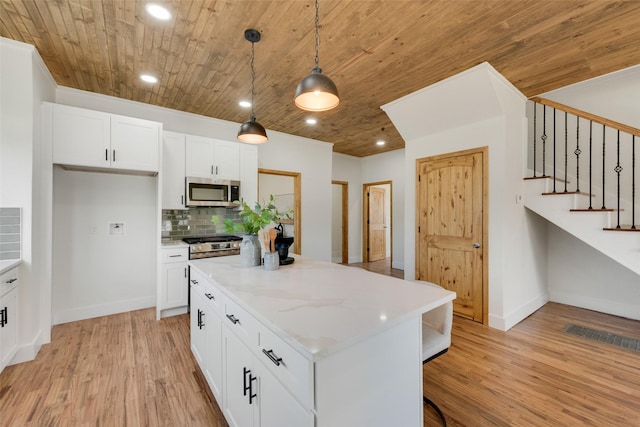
0, 262, 20, 373
189, 255, 455, 427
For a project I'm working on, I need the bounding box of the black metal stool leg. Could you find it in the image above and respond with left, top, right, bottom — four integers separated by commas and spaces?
423, 395, 446, 426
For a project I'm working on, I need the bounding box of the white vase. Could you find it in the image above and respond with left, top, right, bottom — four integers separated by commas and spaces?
240, 234, 261, 267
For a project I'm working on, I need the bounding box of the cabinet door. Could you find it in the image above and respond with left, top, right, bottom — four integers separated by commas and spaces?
110, 114, 160, 172
186, 135, 215, 179
214, 139, 240, 181
205, 305, 224, 403
255, 360, 313, 427
223, 327, 257, 427
52, 104, 110, 168
239, 144, 258, 205
190, 289, 208, 367
162, 131, 186, 209
163, 263, 188, 309
0, 288, 18, 371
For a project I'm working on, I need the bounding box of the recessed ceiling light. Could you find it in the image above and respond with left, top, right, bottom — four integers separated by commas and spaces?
140, 74, 158, 83
376, 140, 385, 146
239, 100, 252, 108
306, 118, 317, 125
145, 3, 172, 20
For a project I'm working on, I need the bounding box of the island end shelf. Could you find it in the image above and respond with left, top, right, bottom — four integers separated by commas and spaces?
188, 254, 455, 427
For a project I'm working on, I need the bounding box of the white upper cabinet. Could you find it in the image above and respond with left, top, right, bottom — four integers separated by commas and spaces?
186, 135, 239, 181
52, 104, 111, 168
162, 131, 187, 210
110, 114, 160, 172
50, 103, 160, 173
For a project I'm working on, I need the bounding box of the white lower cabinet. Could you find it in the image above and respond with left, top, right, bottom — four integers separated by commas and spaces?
191, 266, 313, 427
0, 267, 19, 373
159, 246, 189, 317
223, 325, 312, 427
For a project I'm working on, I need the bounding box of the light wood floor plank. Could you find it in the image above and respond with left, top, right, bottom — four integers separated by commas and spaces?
1, 302, 638, 426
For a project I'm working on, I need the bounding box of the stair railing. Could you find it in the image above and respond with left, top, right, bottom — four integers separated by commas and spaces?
528, 97, 639, 231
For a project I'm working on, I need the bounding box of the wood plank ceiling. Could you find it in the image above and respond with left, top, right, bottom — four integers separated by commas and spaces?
1, 0, 639, 157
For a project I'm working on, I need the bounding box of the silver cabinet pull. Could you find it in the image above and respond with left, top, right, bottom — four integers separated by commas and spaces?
262, 348, 283, 366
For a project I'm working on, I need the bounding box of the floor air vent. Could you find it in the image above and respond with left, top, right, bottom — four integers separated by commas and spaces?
563, 324, 640, 352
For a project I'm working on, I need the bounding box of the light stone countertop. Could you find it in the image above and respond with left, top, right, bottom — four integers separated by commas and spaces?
189, 255, 455, 361
160, 240, 189, 248
0, 259, 21, 275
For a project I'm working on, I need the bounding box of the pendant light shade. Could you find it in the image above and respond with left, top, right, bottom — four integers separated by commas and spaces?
238, 116, 268, 143
238, 29, 268, 144
294, 0, 339, 112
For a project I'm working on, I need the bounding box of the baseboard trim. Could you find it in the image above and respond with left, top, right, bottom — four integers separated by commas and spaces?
489, 292, 550, 331
53, 296, 156, 325
550, 291, 640, 321
10, 329, 43, 366
160, 306, 188, 319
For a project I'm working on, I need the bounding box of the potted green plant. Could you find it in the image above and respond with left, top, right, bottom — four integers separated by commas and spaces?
211, 195, 291, 266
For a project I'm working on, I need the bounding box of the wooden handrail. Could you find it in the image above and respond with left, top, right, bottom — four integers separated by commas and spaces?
530, 97, 640, 137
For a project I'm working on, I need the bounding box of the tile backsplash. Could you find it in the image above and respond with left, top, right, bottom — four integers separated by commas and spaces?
162, 207, 240, 241
0, 207, 21, 260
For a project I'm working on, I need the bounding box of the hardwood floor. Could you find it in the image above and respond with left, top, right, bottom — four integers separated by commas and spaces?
348, 257, 404, 279
1, 303, 639, 426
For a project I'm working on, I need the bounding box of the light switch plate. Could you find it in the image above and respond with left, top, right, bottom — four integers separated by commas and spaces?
109, 222, 125, 236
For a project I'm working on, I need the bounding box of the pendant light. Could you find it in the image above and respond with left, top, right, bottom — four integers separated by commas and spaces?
294, 0, 339, 112
238, 29, 268, 144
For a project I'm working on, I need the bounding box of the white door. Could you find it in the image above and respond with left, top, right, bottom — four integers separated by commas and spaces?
110, 114, 160, 172
186, 135, 215, 178
52, 103, 110, 168
255, 360, 313, 427
162, 131, 186, 209
164, 263, 188, 309
224, 327, 257, 427
205, 306, 224, 403
214, 139, 240, 181
190, 290, 207, 366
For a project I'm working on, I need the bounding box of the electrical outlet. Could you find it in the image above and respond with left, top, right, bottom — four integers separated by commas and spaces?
109, 222, 125, 236
515, 194, 523, 205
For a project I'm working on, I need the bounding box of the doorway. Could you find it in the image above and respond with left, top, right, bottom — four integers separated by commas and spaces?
331, 181, 349, 264
258, 169, 301, 255
415, 147, 488, 324
362, 181, 392, 265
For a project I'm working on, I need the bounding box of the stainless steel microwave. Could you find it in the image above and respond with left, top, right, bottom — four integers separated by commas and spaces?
185, 177, 240, 207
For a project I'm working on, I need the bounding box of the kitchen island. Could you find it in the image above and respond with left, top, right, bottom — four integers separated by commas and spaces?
189, 255, 455, 427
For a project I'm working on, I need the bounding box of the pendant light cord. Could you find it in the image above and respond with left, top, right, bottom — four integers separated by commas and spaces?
250, 41, 256, 120
314, 0, 320, 70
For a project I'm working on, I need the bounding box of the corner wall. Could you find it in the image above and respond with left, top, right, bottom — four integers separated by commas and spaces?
383, 63, 548, 330
0, 38, 56, 363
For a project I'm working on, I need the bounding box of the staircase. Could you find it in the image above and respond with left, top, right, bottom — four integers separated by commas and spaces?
523, 97, 639, 276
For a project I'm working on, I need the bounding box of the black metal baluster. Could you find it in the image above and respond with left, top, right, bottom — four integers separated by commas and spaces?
589, 121, 593, 210
553, 108, 557, 192
564, 111, 568, 192
632, 135, 637, 229
533, 103, 537, 177
614, 130, 622, 228
542, 105, 547, 177
575, 117, 581, 193
602, 124, 606, 209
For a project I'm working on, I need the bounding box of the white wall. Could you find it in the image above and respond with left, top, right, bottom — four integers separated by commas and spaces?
57, 86, 334, 261
0, 38, 56, 363
540, 64, 640, 129
384, 63, 548, 330
52, 167, 158, 323
332, 153, 362, 263
362, 150, 405, 269
538, 66, 640, 316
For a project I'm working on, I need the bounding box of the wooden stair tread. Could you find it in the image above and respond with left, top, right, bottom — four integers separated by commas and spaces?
603, 226, 640, 232
570, 208, 615, 212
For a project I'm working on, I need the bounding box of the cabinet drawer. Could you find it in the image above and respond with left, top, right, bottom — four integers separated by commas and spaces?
1, 268, 19, 297
162, 247, 188, 263
201, 280, 224, 313
224, 297, 259, 349
258, 325, 313, 408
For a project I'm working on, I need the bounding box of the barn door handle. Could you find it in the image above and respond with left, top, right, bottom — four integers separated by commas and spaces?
472, 242, 481, 248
